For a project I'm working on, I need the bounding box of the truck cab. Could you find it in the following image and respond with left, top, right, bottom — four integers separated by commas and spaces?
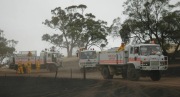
127, 44, 168, 70
124, 43, 168, 81
78, 49, 97, 70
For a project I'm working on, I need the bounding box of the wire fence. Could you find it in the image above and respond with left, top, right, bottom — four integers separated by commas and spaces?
0, 66, 104, 80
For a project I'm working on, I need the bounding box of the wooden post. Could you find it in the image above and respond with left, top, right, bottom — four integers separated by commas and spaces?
54, 69, 58, 80
4, 73, 6, 86
83, 66, 86, 80
70, 68, 72, 79
5, 73, 6, 79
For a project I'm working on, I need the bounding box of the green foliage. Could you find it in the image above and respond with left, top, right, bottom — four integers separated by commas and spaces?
160, 8, 180, 58
100, 44, 106, 51
43, 4, 108, 57
0, 29, 17, 62
109, 17, 121, 37
118, 0, 180, 56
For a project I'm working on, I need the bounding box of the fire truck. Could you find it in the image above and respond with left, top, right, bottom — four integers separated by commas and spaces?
97, 37, 168, 81
10, 50, 62, 72
78, 47, 97, 70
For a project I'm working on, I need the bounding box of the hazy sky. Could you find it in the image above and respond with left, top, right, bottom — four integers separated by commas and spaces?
1, 0, 177, 56
0, 0, 127, 56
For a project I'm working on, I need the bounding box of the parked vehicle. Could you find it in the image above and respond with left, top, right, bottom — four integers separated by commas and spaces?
97, 37, 168, 81
10, 50, 62, 72
78, 48, 97, 70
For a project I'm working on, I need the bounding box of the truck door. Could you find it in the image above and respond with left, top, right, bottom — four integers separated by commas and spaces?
129, 46, 140, 62
134, 47, 140, 61
129, 46, 135, 61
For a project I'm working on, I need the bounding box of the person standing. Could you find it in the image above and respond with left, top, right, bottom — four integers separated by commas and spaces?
17, 60, 24, 74
117, 42, 125, 51
36, 59, 41, 73
27, 59, 32, 73
23, 62, 28, 74
76, 50, 79, 57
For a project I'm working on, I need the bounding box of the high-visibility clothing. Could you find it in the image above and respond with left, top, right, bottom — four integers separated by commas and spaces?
36, 60, 41, 73
27, 61, 32, 73
17, 61, 24, 74
24, 63, 28, 74
117, 43, 125, 51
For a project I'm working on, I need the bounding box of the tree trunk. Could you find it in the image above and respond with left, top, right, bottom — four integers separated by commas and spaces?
67, 52, 72, 57
66, 45, 73, 57
67, 49, 72, 57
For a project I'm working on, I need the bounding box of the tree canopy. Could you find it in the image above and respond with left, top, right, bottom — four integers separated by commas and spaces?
43, 4, 108, 57
0, 29, 18, 63
110, 0, 180, 57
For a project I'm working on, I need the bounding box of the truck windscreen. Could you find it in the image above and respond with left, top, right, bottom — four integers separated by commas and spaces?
80, 51, 96, 59
140, 46, 161, 55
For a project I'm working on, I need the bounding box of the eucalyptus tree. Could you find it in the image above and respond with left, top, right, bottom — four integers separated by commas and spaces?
159, 9, 180, 59
110, 17, 147, 44
7, 39, 18, 48
0, 29, 3, 37
43, 4, 108, 57
77, 4, 87, 15
82, 13, 108, 49
0, 29, 17, 63
43, 6, 83, 57
109, 17, 121, 37
120, 0, 179, 55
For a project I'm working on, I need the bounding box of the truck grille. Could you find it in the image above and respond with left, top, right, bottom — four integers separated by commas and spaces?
150, 61, 159, 66
86, 62, 93, 64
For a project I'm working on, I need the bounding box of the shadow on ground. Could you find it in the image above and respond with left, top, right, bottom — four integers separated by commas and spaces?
0, 76, 180, 97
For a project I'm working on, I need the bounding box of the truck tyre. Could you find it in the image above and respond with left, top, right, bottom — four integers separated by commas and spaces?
150, 70, 161, 81
122, 70, 127, 79
101, 66, 113, 79
127, 64, 140, 81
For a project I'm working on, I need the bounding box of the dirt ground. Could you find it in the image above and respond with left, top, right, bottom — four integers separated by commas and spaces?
0, 57, 180, 97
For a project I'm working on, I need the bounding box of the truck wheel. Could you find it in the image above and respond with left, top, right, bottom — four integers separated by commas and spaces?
150, 70, 161, 81
122, 70, 127, 79
127, 64, 140, 81
101, 66, 113, 79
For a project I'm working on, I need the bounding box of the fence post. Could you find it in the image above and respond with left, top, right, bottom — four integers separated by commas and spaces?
4, 73, 6, 86
70, 68, 72, 79
5, 73, 6, 79
54, 69, 58, 80
83, 66, 86, 80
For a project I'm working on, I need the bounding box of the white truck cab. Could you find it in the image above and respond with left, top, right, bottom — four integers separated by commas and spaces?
126, 44, 168, 70
97, 37, 168, 81
78, 49, 97, 70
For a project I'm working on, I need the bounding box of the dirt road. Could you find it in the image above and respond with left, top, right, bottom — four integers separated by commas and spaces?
1, 67, 180, 88
0, 69, 180, 97
0, 57, 180, 97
